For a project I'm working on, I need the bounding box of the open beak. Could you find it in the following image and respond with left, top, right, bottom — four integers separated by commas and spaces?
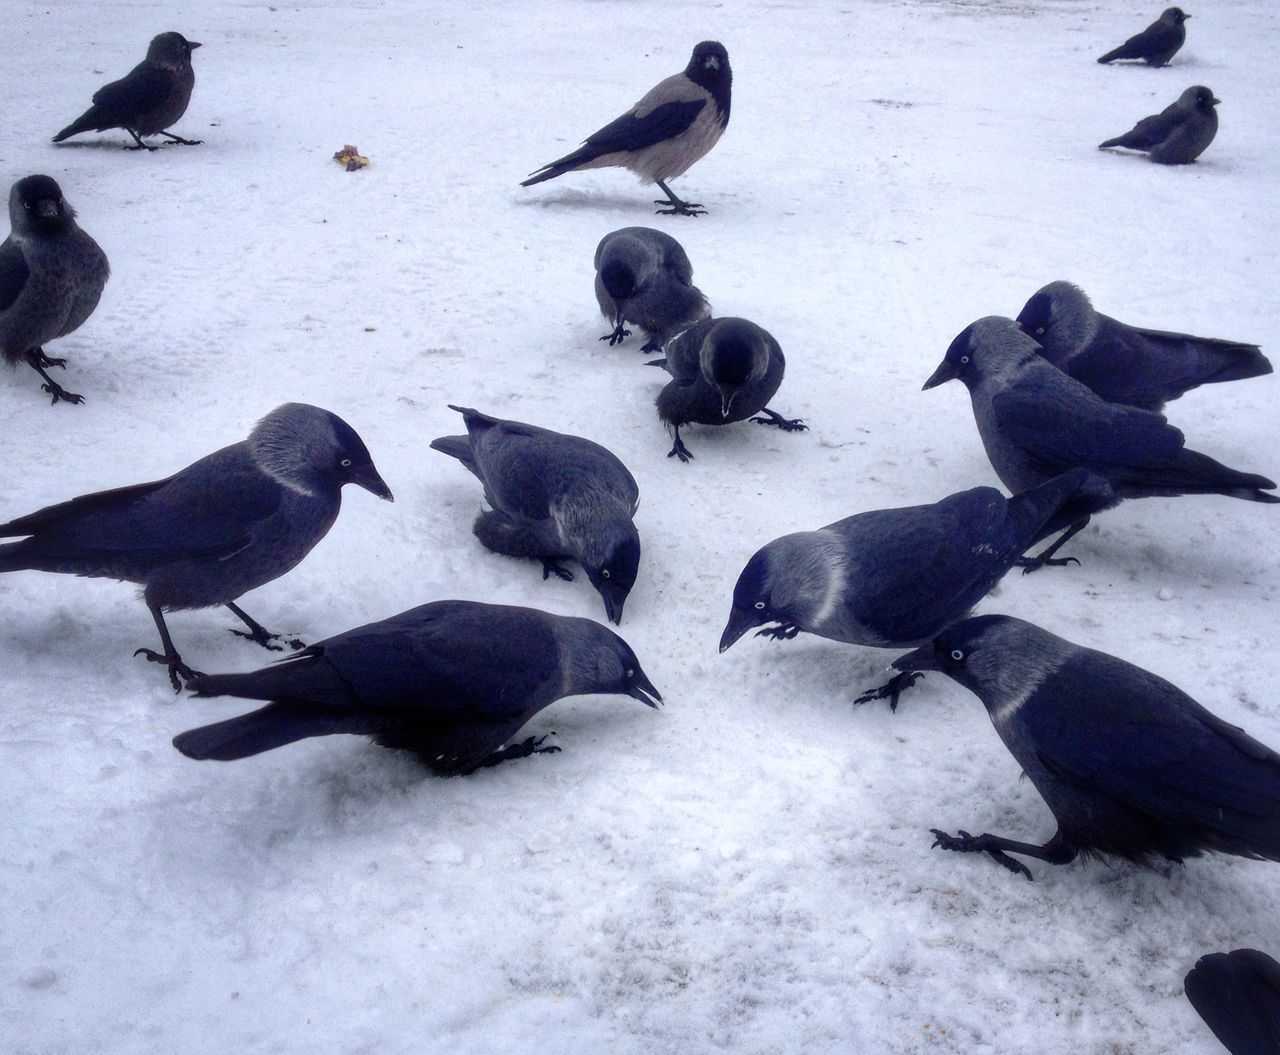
921, 359, 958, 391
351, 463, 394, 501
892, 643, 941, 673
627, 664, 663, 709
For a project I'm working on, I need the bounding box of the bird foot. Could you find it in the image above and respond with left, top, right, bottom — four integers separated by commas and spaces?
163, 136, 203, 146
654, 200, 706, 217
30, 349, 67, 369
1017, 555, 1080, 575
667, 436, 694, 463
541, 558, 574, 582
639, 339, 663, 354
854, 671, 922, 712
134, 648, 206, 693
751, 409, 808, 432
41, 380, 84, 406
228, 626, 306, 653
754, 623, 800, 642
929, 829, 1034, 881
477, 733, 561, 769
600, 324, 631, 346
124, 143, 160, 152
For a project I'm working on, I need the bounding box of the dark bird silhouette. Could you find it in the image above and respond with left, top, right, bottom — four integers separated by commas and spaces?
594, 227, 709, 352
521, 41, 731, 216
53, 32, 202, 150
1016, 281, 1270, 412
430, 405, 641, 624
1099, 85, 1219, 164
1097, 7, 1190, 66
0, 404, 392, 689
1185, 949, 1280, 1055
1, 175, 109, 405
172, 600, 662, 772
718, 469, 1113, 707
924, 316, 1278, 567
649, 316, 805, 462
894, 615, 1280, 880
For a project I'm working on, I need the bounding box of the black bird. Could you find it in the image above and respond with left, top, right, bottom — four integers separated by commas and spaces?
719, 469, 1112, 707
1, 175, 109, 405
924, 316, 1278, 567
1016, 281, 1270, 412
894, 615, 1280, 880
649, 316, 805, 462
0, 404, 392, 689
1185, 949, 1280, 1055
1097, 7, 1190, 66
1099, 85, 1219, 164
172, 600, 662, 773
522, 41, 731, 216
594, 227, 709, 352
430, 405, 641, 624
53, 32, 202, 150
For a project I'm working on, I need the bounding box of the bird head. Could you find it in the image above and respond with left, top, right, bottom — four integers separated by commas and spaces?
686, 41, 731, 93
1014, 281, 1096, 360
583, 532, 641, 625
1163, 8, 1189, 25
719, 540, 820, 652
599, 257, 640, 302
1186, 85, 1220, 111
563, 619, 663, 708
10, 175, 75, 236
249, 403, 394, 501
924, 316, 1038, 391
149, 32, 201, 65
702, 318, 768, 416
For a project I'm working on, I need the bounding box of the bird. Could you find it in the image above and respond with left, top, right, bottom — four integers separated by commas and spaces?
924, 316, 1278, 567
1, 175, 109, 405
430, 405, 641, 624
1185, 949, 1280, 1055
52, 32, 202, 150
1016, 281, 1270, 412
594, 227, 709, 352
718, 469, 1113, 707
521, 41, 731, 216
1097, 7, 1190, 66
892, 614, 1280, 880
0, 404, 393, 690
1099, 85, 1219, 164
171, 600, 662, 773
649, 316, 805, 462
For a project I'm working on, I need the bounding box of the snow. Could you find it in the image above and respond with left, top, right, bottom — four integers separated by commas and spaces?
3, 1, 1279, 1052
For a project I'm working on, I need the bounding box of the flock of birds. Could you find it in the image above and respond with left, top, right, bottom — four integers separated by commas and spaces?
2, 11, 1279, 1052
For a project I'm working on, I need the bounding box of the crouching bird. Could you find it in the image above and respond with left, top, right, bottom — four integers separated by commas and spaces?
894, 615, 1280, 880
1098, 85, 1219, 165
1185, 948, 1280, 1055
594, 226, 709, 352
522, 41, 731, 216
0, 404, 392, 690
172, 600, 662, 773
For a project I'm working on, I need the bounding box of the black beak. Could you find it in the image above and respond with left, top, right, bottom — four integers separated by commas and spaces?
599, 582, 629, 626
627, 664, 663, 709
718, 606, 761, 653
892, 643, 941, 673
189, 41, 203, 49
921, 359, 958, 391
36, 199, 59, 219
350, 463, 394, 501
718, 384, 740, 418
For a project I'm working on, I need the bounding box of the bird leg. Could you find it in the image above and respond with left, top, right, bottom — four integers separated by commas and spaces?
24, 349, 83, 405
225, 602, 305, 652
158, 131, 203, 146
754, 622, 800, 642
854, 670, 922, 712
124, 129, 159, 152
474, 733, 561, 770
667, 425, 694, 463
653, 179, 706, 217
929, 828, 1078, 881
1017, 518, 1088, 574
135, 603, 205, 692
639, 338, 664, 354
751, 408, 808, 432
540, 558, 575, 582
600, 321, 632, 346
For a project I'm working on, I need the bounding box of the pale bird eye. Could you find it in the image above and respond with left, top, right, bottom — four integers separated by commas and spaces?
950, 649, 964, 661
601, 569, 611, 579
960, 356, 970, 365
754, 601, 765, 610
340, 458, 352, 467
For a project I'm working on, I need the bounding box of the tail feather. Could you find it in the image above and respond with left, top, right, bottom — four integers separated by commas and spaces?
173, 702, 379, 760
1124, 449, 1280, 502
187, 654, 356, 706
52, 108, 108, 142
1096, 45, 1132, 64
521, 143, 607, 187
429, 434, 478, 475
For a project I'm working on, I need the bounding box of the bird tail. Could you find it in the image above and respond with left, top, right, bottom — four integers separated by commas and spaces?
0, 540, 36, 574
1098, 134, 1131, 150
429, 434, 478, 474
1138, 331, 1273, 388
1012, 469, 1116, 545
1096, 45, 1131, 64
172, 702, 379, 761
1127, 449, 1280, 502
521, 145, 605, 187
52, 107, 107, 143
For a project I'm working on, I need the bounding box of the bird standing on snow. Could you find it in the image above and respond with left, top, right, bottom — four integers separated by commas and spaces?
430, 405, 641, 624
1099, 85, 1219, 164
1, 176, 109, 405
1185, 949, 1280, 1055
1016, 280, 1270, 412
718, 469, 1113, 708
53, 32, 202, 150
594, 227, 709, 352
649, 317, 805, 462
924, 316, 1278, 567
522, 41, 732, 216
172, 600, 662, 773
1097, 7, 1190, 66
894, 615, 1280, 880
0, 404, 393, 690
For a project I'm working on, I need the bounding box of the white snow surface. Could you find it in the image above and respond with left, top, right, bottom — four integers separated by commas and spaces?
4, 1, 1280, 1052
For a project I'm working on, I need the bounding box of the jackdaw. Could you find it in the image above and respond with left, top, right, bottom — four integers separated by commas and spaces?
924, 316, 1278, 566
53, 32, 202, 150
1097, 8, 1190, 66
718, 469, 1113, 707
894, 615, 1280, 880
1185, 949, 1280, 1055
649, 316, 805, 462
594, 227, 709, 352
430, 405, 640, 624
172, 600, 662, 772
0, 404, 393, 689
1016, 281, 1270, 412
521, 41, 731, 216
1, 176, 109, 405
1099, 85, 1218, 164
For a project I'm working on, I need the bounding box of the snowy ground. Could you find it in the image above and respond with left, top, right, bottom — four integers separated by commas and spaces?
3, 0, 1280, 1052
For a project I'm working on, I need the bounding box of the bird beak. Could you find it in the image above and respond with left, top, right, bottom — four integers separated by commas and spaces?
36, 199, 59, 219
892, 644, 941, 673
600, 583, 629, 626
351, 463, 394, 501
189, 41, 203, 48
718, 606, 761, 653
718, 385, 740, 418
1211, 96, 1221, 105
921, 359, 958, 391
627, 665, 663, 709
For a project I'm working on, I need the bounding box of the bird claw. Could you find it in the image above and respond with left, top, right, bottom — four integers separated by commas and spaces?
541, 559, 574, 582
228, 627, 305, 653
929, 828, 1034, 881
31, 350, 67, 369
600, 325, 632, 346
854, 671, 922, 712
754, 623, 800, 642
124, 144, 159, 152
133, 648, 206, 693
751, 413, 808, 433
667, 437, 694, 462
1017, 555, 1081, 575
41, 381, 84, 406
639, 339, 663, 354
654, 201, 706, 217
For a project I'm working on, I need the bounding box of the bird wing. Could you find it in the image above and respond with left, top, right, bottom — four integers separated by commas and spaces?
578, 71, 707, 156
1109, 20, 1180, 60
90, 62, 169, 114
1115, 105, 1186, 149
992, 378, 1184, 471
0, 237, 29, 313
659, 319, 712, 382
1185, 950, 1280, 1055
